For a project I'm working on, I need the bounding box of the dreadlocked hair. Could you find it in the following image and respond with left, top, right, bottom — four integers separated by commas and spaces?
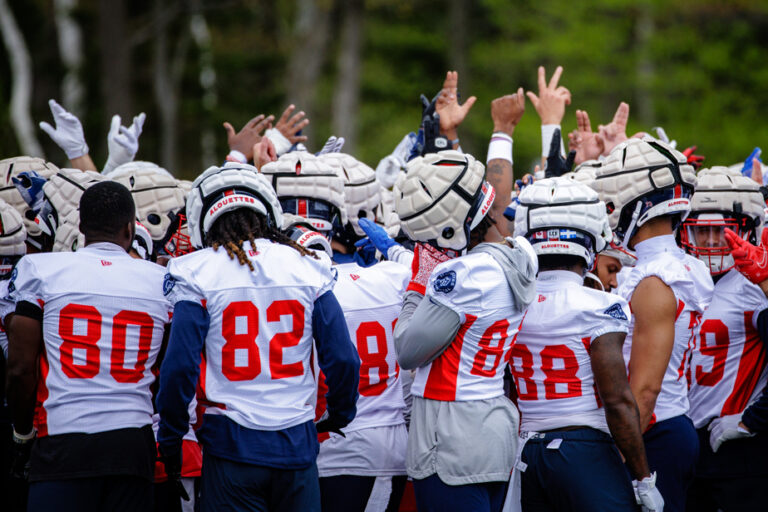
205, 208, 318, 271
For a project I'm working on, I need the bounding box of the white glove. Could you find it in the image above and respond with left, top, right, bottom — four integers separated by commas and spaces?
708, 414, 754, 453
102, 113, 146, 175
375, 155, 403, 189
39, 99, 89, 160
264, 127, 293, 156
633, 472, 664, 512
316, 135, 345, 155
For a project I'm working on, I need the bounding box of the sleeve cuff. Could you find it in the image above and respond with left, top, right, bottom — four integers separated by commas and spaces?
541, 124, 565, 158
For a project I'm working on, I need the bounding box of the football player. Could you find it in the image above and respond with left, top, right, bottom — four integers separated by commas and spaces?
682, 167, 768, 511
6, 181, 170, 511
393, 150, 537, 512
590, 137, 713, 512
156, 162, 359, 511
307, 153, 411, 511
509, 177, 662, 511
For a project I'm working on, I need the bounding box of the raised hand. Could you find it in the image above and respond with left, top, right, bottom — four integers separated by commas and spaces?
598, 102, 630, 156
490, 88, 525, 136
435, 71, 477, 140
568, 109, 604, 164
39, 99, 89, 160
103, 112, 146, 175
526, 66, 571, 125
275, 104, 310, 144
252, 138, 277, 170
223, 114, 274, 161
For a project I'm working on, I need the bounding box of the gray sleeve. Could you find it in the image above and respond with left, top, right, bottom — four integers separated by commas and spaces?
394, 291, 462, 370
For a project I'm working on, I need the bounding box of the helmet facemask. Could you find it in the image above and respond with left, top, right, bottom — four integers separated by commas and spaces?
681, 212, 756, 275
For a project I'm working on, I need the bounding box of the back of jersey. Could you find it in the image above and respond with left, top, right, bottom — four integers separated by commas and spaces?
511, 270, 630, 433
166, 239, 336, 431
8, 243, 170, 436
410, 252, 525, 401
331, 261, 409, 431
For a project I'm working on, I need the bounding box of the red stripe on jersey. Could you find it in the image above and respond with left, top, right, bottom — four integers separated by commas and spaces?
201, 300, 207, 309
315, 369, 330, 442
196, 351, 226, 411
675, 299, 685, 321
34, 349, 50, 437
645, 412, 657, 432
581, 336, 602, 408
422, 314, 478, 401
721, 311, 768, 416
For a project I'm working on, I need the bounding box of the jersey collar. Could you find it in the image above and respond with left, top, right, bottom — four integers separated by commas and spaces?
633, 234, 680, 262
79, 242, 130, 255
536, 269, 584, 290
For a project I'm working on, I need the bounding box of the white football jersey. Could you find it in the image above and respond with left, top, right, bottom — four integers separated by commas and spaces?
618, 236, 713, 425
7, 243, 171, 436
0, 279, 11, 358
511, 270, 630, 433
410, 252, 525, 401
330, 261, 409, 431
165, 239, 336, 431
688, 269, 768, 428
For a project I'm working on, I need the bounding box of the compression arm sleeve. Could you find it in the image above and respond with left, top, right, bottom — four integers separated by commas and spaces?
157, 300, 209, 454
394, 290, 462, 370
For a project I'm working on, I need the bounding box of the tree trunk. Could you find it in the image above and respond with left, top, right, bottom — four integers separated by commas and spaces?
331, 0, 364, 153
635, 5, 655, 127
285, 0, 332, 145
152, 1, 190, 173
99, 0, 132, 122
0, 0, 43, 156
448, 0, 468, 90
189, 9, 217, 170
53, 0, 85, 117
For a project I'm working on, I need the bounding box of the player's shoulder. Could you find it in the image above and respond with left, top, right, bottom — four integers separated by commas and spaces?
576, 287, 630, 323
337, 260, 410, 295
620, 252, 713, 309
718, 269, 768, 310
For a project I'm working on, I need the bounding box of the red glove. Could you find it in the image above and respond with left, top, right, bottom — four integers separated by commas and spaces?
407, 243, 454, 295
725, 228, 768, 285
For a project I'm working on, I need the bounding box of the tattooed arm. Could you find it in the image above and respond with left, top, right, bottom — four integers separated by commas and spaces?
591, 330, 652, 480
486, 158, 513, 237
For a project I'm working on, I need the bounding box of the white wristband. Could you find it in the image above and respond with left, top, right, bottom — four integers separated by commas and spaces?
541, 124, 565, 158
265, 128, 293, 156
487, 133, 513, 164
226, 149, 247, 163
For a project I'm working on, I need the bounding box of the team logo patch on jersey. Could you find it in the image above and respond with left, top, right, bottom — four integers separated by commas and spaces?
163, 274, 176, 296
433, 270, 456, 293
604, 303, 627, 321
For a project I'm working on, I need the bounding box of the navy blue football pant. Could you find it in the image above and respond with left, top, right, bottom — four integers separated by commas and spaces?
200, 451, 320, 512
27, 475, 153, 512
320, 475, 407, 512
642, 415, 699, 512
520, 427, 637, 511
686, 426, 768, 512
413, 474, 507, 512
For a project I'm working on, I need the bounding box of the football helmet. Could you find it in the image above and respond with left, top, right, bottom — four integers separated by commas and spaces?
0, 200, 27, 278
319, 153, 381, 245
110, 161, 187, 259
514, 177, 612, 268
36, 169, 106, 252
260, 151, 347, 234
681, 166, 764, 275
0, 156, 59, 244
396, 150, 495, 252
590, 137, 696, 248
186, 162, 282, 249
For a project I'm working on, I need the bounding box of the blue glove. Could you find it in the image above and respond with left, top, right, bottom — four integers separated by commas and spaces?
12, 171, 48, 212
356, 218, 399, 256
741, 147, 762, 177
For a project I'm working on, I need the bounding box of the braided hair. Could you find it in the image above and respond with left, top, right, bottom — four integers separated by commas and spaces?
205, 208, 318, 271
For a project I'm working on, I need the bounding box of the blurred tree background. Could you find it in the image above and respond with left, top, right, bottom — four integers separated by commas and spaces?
1, 0, 767, 179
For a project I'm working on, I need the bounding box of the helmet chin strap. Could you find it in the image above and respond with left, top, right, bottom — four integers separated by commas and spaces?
621, 201, 644, 252
584, 271, 605, 291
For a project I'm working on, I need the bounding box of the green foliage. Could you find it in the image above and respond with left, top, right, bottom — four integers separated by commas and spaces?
2, 0, 768, 179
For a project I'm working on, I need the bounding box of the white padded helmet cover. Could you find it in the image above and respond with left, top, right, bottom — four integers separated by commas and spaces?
39, 169, 105, 252
260, 151, 347, 225
396, 150, 490, 251
0, 156, 59, 237
590, 137, 696, 236
319, 153, 381, 236
186, 162, 283, 249
691, 166, 765, 238
0, 200, 26, 256
110, 162, 186, 241
514, 177, 612, 267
